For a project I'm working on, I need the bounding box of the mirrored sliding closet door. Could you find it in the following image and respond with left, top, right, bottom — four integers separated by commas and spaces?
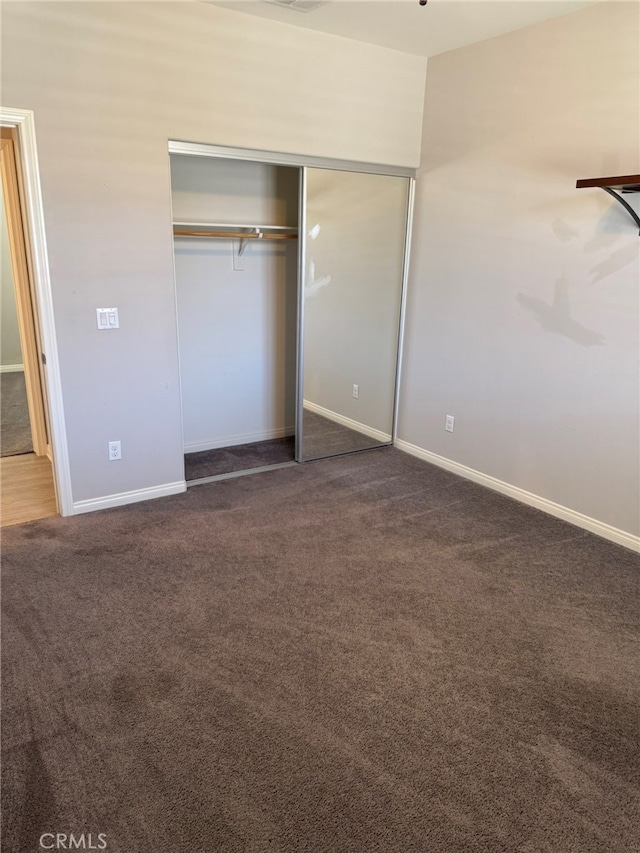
298, 168, 410, 462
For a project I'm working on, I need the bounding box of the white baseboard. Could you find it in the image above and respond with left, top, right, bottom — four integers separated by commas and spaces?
0, 364, 24, 373
73, 480, 186, 515
395, 439, 640, 553
184, 427, 295, 454
303, 400, 391, 444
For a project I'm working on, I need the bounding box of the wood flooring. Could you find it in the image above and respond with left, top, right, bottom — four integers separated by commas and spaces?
0, 453, 57, 527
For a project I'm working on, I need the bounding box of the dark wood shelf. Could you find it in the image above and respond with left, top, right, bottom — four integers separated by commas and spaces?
576, 174, 640, 234
576, 174, 640, 192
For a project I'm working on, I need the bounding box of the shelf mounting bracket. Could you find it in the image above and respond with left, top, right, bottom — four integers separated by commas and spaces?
238, 228, 263, 256
577, 176, 640, 236
600, 187, 640, 235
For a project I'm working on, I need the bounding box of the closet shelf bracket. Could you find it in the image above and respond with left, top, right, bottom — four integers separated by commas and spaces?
238, 228, 263, 257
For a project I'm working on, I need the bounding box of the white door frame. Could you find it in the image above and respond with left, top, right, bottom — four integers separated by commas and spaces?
1, 107, 72, 516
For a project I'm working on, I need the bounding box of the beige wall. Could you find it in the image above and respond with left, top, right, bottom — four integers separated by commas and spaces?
399, 2, 640, 536
1, 1, 426, 504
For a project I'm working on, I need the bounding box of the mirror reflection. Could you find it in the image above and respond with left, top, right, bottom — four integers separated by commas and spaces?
300, 168, 409, 462
1, 173, 32, 458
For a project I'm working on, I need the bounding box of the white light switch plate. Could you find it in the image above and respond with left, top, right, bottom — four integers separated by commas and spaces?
97, 308, 119, 329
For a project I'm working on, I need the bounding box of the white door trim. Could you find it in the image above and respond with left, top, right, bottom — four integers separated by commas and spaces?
1, 107, 73, 516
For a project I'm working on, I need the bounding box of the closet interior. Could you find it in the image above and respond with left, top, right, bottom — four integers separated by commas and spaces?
171, 154, 299, 482
170, 144, 413, 485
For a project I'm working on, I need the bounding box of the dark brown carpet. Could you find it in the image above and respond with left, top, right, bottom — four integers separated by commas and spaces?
2, 448, 639, 852
184, 412, 384, 480
185, 436, 295, 481
1, 372, 32, 457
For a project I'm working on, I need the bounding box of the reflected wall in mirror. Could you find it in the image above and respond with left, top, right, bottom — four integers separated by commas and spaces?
0, 184, 32, 457
300, 168, 409, 462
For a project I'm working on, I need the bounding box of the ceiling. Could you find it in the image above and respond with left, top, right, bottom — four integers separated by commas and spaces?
211, 0, 597, 58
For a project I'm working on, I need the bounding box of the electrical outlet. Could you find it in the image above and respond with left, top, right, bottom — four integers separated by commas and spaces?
445, 415, 455, 433
352, 384, 359, 399
108, 440, 121, 461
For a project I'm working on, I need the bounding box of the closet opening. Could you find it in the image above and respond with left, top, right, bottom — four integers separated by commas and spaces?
170, 154, 300, 484
169, 140, 415, 486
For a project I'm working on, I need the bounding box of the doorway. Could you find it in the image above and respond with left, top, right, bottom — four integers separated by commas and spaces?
0, 127, 56, 525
